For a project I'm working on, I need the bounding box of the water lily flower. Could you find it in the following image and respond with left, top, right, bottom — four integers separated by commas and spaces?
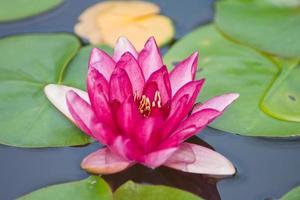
44, 36, 239, 176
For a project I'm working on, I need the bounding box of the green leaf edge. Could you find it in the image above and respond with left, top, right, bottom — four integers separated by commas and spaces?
164, 24, 300, 137
17, 177, 203, 200
0, 0, 64, 22
281, 186, 300, 200
17, 176, 113, 200
114, 181, 203, 200
0, 33, 113, 148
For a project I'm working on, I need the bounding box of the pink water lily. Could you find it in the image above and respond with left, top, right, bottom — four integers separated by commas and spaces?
44, 36, 239, 175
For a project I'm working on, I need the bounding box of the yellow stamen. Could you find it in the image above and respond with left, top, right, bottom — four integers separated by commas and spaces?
138, 95, 151, 117
135, 90, 162, 117
152, 101, 156, 107
153, 91, 162, 108
157, 101, 162, 108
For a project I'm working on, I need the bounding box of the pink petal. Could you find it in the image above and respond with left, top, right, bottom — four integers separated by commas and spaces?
138, 37, 164, 80
171, 80, 205, 116
109, 136, 176, 169
116, 96, 141, 137
66, 90, 98, 137
109, 136, 130, 159
193, 93, 240, 113
92, 83, 114, 128
161, 80, 205, 139
81, 147, 133, 174
66, 90, 116, 144
170, 52, 198, 96
116, 52, 145, 95
91, 122, 117, 145
110, 136, 143, 161
141, 147, 178, 169
113, 36, 138, 61
110, 69, 167, 149
89, 48, 116, 80
164, 143, 236, 176
134, 114, 164, 151
159, 97, 187, 138
160, 109, 221, 148
174, 108, 221, 138
87, 67, 109, 100
109, 67, 133, 104
143, 66, 171, 105
44, 84, 89, 123
87, 68, 111, 123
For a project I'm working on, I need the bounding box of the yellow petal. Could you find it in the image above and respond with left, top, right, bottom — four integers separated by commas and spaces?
101, 15, 174, 50
96, 1, 160, 28
74, 1, 174, 49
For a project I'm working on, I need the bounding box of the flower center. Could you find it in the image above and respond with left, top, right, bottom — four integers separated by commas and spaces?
134, 91, 162, 117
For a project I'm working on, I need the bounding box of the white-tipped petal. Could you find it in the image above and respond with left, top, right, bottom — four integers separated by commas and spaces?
81, 147, 133, 174
164, 143, 236, 176
44, 84, 89, 123
113, 36, 138, 61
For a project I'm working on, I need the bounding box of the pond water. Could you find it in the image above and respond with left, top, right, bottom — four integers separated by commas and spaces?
0, 0, 300, 199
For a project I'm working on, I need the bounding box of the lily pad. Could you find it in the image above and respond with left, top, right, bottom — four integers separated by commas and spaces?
18, 176, 112, 200
215, 0, 300, 58
164, 25, 300, 137
0, 34, 114, 147
114, 181, 202, 200
262, 61, 300, 122
0, 0, 63, 22
281, 186, 300, 200
18, 176, 202, 200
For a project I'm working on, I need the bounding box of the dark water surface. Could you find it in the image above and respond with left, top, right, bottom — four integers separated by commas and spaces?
0, 0, 300, 199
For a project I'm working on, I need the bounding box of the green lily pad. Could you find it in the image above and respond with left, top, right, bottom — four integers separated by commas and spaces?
114, 181, 202, 200
18, 176, 112, 200
0, 34, 114, 147
268, 0, 300, 7
18, 177, 202, 200
164, 25, 300, 137
262, 61, 300, 122
0, 0, 63, 22
281, 186, 300, 200
215, 0, 300, 58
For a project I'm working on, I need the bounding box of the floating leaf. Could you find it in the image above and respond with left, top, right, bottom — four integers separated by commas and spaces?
267, 0, 300, 7
262, 61, 300, 122
281, 186, 300, 200
114, 181, 202, 200
164, 25, 300, 137
0, 0, 63, 22
215, 0, 300, 58
18, 176, 203, 200
0, 34, 112, 147
18, 176, 112, 200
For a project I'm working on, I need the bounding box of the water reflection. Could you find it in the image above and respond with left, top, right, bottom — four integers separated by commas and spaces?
103, 137, 225, 200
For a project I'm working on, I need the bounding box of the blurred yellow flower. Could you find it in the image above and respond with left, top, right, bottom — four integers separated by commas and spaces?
74, 1, 175, 50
